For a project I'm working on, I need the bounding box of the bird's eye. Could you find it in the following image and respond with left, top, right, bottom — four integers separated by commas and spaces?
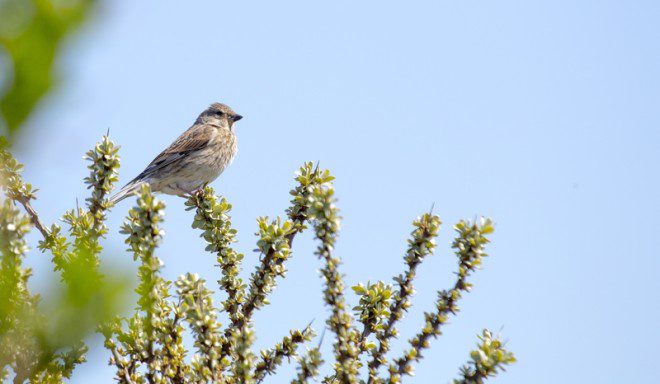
215, 111, 224, 116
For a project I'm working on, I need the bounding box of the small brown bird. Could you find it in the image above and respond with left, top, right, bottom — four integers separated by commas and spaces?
110, 102, 242, 203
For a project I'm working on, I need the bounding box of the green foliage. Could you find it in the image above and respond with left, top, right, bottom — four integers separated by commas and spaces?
0, 134, 128, 383
352, 281, 393, 337
454, 330, 516, 384
306, 182, 361, 383
186, 190, 245, 326
177, 272, 223, 381
0, 138, 515, 383
0, 0, 97, 141
291, 346, 323, 384
254, 327, 314, 383
387, 218, 496, 383
367, 213, 441, 382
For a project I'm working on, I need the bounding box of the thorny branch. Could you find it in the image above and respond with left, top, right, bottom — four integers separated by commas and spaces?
14, 196, 50, 239
0, 138, 514, 383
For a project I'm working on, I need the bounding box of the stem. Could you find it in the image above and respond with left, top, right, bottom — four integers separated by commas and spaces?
15, 197, 49, 239
107, 341, 136, 384
240, 228, 299, 326
367, 214, 440, 383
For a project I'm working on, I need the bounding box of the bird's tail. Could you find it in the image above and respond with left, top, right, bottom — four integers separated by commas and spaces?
109, 180, 145, 205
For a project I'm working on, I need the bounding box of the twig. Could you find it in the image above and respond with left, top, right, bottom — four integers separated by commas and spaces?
388, 219, 491, 382
254, 321, 314, 384
15, 196, 50, 238
108, 343, 136, 384
218, 225, 303, 362
367, 214, 440, 383
240, 228, 300, 325
167, 309, 186, 384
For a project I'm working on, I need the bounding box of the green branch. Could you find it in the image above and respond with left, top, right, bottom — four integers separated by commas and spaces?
307, 183, 360, 384
453, 330, 515, 384
254, 326, 314, 383
389, 218, 494, 382
367, 213, 441, 383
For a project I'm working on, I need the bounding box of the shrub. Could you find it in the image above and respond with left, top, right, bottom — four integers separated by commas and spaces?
0, 135, 514, 383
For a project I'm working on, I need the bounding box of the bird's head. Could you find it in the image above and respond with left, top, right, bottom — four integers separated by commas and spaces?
197, 102, 243, 129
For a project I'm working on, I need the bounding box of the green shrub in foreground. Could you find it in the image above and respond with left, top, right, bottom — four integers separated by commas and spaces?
0, 135, 514, 383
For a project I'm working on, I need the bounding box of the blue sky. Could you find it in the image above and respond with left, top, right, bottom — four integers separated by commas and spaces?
12, 0, 659, 382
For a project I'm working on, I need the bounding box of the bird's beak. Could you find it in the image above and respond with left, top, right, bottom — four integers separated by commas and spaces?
232, 114, 243, 122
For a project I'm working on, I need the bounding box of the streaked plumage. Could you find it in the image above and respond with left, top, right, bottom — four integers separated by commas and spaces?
110, 103, 242, 203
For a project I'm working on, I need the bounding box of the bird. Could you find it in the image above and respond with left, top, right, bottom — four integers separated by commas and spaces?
110, 102, 242, 204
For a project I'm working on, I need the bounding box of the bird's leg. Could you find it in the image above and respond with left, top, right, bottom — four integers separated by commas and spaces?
190, 182, 210, 196
177, 189, 196, 200
186, 183, 209, 199
174, 187, 188, 199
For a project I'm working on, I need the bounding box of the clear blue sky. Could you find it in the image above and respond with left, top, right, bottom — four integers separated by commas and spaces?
13, 1, 659, 382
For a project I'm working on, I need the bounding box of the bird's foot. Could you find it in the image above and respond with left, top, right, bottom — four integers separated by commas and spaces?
189, 187, 206, 199
190, 183, 209, 196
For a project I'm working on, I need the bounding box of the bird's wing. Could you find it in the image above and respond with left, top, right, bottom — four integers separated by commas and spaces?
134, 124, 213, 180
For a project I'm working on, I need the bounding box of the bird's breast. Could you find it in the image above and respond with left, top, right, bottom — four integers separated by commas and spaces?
203, 129, 237, 175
